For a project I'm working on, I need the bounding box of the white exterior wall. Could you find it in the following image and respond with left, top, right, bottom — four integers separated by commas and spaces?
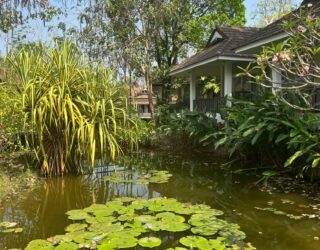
189, 73, 196, 111
224, 62, 233, 106
272, 68, 282, 94
224, 62, 233, 96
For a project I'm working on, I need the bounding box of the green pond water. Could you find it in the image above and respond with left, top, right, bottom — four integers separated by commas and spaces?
1, 151, 320, 249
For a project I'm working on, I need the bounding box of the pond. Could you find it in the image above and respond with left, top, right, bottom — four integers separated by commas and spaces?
0, 151, 320, 249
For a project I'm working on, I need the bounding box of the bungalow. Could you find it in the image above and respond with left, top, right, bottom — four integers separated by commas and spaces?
131, 88, 157, 120
169, 0, 317, 112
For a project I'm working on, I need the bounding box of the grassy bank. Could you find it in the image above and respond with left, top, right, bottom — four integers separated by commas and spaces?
0, 152, 38, 202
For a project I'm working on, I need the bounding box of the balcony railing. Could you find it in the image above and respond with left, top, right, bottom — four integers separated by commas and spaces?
193, 96, 226, 112
232, 91, 253, 101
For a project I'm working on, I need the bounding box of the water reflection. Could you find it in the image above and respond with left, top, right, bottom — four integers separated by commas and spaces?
1, 151, 320, 249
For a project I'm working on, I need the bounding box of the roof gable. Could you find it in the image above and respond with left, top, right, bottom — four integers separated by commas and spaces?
206, 29, 223, 48
170, 25, 260, 75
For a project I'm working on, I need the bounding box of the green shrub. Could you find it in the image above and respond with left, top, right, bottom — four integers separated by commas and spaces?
4, 41, 139, 176
0, 79, 24, 151
159, 109, 222, 147
211, 93, 320, 177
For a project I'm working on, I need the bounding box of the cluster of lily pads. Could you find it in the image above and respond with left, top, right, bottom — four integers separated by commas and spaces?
25, 197, 254, 250
104, 170, 172, 184
0, 221, 23, 233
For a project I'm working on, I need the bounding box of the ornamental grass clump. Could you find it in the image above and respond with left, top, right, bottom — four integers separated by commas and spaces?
4, 41, 138, 176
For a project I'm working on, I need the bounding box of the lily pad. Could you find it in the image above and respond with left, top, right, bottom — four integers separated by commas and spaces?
15, 227, 24, 233
25, 239, 54, 250
55, 242, 78, 250
65, 223, 87, 232
113, 197, 136, 203
101, 235, 138, 248
65, 231, 99, 244
139, 237, 162, 248
66, 209, 89, 221
189, 214, 227, 229
143, 221, 162, 231
135, 215, 157, 224
88, 223, 123, 233
0, 221, 17, 228
106, 200, 123, 207
208, 238, 227, 250
86, 215, 116, 225
128, 199, 149, 210
104, 170, 172, 184
173, 206, 194, 215
147, 198, 183, 212
1, 228, 15, 233
191, 224, 221, 236
166, 248, 188, 250
117, 207, 136, 215
218, 224, 246, 244
179, 236, 208, 248
47, 235, 73, 244
161, 222, 191, 232
118, 213, 136, 222
84, 204, 109, 214
111, 228, 142, 238
156, 212, 185, 222
98, 244, 117, 250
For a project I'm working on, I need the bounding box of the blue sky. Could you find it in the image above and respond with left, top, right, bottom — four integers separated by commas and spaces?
0, 0, 304, 56
244, 0, 302, 25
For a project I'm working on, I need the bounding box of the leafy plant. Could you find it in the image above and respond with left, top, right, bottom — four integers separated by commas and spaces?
211, 93, 320, 177
200, 76, 221, 96
158, 109, 223, 147
4, 41, 138, 176
0, 68, 24, 152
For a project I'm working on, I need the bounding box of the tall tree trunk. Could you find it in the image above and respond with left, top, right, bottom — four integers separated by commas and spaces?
143, 25, 155, 119
145, 58, 154, 119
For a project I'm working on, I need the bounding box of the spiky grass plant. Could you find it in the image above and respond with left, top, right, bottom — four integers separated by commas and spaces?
4, 41, 138, 176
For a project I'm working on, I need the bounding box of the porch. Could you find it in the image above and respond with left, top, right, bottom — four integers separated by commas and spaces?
192, 91, 254, 112
183, 60, 256, 112
193, 96, 227, 112
168, 25, 286, 115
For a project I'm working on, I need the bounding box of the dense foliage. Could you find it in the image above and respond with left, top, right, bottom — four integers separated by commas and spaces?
157, 108, 222, 147
251, 0, 297, 27
2, 41, 139, 176
245, 3, 320, 110
158, 92, 320, 178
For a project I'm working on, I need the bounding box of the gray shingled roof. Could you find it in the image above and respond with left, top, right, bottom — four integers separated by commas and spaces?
236, 0, 320, 50
170, 26, 259, 74
235, 19, 286, 50
170, 1, 320, 75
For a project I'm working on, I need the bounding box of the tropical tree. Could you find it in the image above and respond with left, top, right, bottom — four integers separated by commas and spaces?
245, 2, 320, 111
77, 0, 246, 117
0, 0, 64, 54
251, 0, 297, 27
4, 41, 138, 176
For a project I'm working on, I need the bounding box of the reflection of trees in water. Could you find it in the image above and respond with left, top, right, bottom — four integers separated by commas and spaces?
0, 175, 98, 249
0, 152, 256, 249
1, 152, 318, 250
0, 168, 162, 249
